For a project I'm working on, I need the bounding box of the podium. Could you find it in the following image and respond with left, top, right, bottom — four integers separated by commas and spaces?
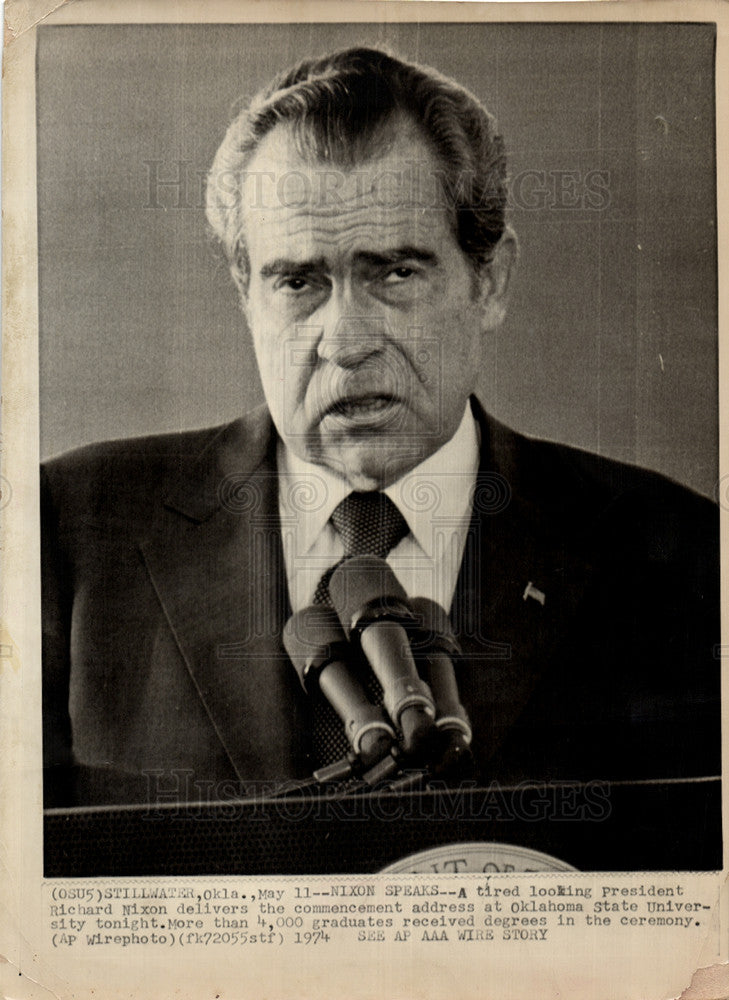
44, 778, 722, 876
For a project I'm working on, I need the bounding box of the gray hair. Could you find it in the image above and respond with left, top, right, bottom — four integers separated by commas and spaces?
206, 46, 507, 295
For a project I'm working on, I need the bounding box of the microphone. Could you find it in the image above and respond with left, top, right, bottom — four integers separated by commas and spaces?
409, 597, 474, 775
283, 606, 396, 770
328, 556, 436, 758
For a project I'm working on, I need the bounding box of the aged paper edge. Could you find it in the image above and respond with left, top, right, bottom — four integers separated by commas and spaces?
1, 2, 727, 999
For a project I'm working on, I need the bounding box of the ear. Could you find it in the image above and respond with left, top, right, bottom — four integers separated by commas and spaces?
475, 227, 518, 330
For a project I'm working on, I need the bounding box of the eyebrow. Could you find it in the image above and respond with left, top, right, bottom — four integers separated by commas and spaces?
355, 247, 439, 268
258, 246, 439, 279
259, 257, 328, 279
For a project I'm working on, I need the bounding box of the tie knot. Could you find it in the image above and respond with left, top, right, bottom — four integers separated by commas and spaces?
330, 491, 408, 559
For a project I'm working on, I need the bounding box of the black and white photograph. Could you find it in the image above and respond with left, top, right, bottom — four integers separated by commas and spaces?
34, 18, 722, 879
3, 4, 728, 998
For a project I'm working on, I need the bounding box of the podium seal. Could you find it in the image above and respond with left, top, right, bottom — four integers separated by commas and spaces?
380, 841, 578, 873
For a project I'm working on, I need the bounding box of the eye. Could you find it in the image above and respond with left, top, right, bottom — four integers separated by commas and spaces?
275, 276, 311, 293
383, 266, 417, 284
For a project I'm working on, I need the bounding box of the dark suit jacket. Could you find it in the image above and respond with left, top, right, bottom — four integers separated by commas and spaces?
41, 399, 721, 806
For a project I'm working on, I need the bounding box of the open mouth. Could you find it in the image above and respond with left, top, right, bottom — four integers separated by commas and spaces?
318, 393, 406, 429
330, 395, 396, 419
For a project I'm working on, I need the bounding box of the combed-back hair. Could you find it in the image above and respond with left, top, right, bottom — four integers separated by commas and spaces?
206, 46, 507, 292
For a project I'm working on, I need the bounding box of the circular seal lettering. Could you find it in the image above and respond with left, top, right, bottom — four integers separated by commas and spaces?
379, 841, 577, 873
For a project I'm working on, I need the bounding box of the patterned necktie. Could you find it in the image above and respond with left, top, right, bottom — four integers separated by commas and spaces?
313, 491, 409, 605
311, 491, 409, 765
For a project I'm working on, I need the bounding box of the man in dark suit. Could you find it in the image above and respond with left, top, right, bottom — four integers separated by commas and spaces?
42, 46, 720, 810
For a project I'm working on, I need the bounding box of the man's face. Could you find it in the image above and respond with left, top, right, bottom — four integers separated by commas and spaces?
239, 122, 512, 490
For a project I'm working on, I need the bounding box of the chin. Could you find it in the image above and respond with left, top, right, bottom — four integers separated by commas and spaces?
334, 443, 419, 492
305, 422, 437, 489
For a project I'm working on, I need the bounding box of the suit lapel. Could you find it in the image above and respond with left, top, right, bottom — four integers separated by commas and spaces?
452, 400, 594, 769
140, 409, 312, 783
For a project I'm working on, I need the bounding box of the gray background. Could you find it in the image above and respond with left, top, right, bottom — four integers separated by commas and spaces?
37, 22, 717, 496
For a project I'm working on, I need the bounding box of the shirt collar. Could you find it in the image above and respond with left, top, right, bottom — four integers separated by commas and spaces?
277, 403, 480, 559
277, 445, 349, 557
385, 406, 480, 557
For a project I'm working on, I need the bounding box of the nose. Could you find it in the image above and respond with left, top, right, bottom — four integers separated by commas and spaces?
316, 287, 386, 368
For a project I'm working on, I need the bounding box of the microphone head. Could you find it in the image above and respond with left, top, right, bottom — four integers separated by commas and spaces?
431, 732, 478, 781
283, 607, 349, 692
329, 555, 412, 637
409, 597, 462, 659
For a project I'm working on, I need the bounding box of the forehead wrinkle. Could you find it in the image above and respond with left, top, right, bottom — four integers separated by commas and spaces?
240, 128, 456, 270
258, 191, 435, 222
249, 222, 456, 291
258, 222, 437, 274
257, 207, 443, 248
243, 135, 440, 206
288, 212, 426, 240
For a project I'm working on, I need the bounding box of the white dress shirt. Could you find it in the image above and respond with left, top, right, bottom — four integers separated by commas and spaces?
277, 404, 480, 612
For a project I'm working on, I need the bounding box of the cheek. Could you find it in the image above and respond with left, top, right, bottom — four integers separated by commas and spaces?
249, 333, 277, 387
430, 309, 482, 392
251, 332, 315, 423
248, 305, 290, 378
434, 300, 482, 354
